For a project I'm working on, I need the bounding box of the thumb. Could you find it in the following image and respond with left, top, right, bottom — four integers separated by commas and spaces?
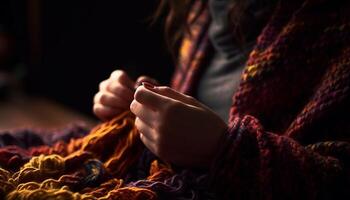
135, 76, 159, 89
143, 84, 201, 107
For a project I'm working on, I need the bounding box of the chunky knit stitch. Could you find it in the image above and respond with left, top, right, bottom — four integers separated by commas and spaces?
173, 0, 350, 199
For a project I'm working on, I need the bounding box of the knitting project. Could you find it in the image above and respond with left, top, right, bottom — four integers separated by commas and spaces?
0, 112, 214, 199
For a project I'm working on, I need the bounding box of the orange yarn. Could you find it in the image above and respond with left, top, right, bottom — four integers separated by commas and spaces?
0, 111, 163, 200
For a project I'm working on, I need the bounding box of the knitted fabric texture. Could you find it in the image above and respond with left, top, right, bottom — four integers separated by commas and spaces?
1, 0, 350, 199
172, 0, 350, 199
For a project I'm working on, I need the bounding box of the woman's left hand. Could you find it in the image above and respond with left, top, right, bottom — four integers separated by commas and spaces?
130, 83, 227, 168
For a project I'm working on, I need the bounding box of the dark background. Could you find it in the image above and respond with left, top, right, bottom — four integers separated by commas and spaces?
0, 0, 173, 118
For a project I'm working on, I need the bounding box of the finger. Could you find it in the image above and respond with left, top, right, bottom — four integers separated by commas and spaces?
135, 117, 156, 141
95, 91, 130, 109
139, 133, 158, 156
135, 76, 159, 89
99, 80, 110, 91
110, 70, 135, 90
134, 85, 174, 110
93, 103, 122, 121
130, 100, 157, 127
107, 82, 134, 102
94, 92, 101, 103
150, 86, 200, 107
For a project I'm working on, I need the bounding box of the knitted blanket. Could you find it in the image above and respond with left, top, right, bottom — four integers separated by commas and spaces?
172, 0, 350, 199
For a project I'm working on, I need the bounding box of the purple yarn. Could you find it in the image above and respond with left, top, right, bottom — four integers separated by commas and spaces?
129, 170, 217, 200
0, 123, 90, 148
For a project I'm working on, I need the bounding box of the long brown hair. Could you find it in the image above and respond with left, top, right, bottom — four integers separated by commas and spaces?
153, 0, 251, 57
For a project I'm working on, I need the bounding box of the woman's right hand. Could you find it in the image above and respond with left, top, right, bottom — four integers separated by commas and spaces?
93, 70, 159, 121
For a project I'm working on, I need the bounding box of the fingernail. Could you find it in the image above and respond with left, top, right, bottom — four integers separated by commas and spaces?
134, 81, 142, 90
142, 81, 155, 89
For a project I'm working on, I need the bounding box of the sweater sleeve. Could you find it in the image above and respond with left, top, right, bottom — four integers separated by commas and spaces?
210, 115, 350, 200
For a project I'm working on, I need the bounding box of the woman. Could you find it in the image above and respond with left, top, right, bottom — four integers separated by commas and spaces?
0, 0, 349, 199
93, 0, 350, 199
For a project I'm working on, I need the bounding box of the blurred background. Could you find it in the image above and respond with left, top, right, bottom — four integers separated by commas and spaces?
0, 0, 173, 130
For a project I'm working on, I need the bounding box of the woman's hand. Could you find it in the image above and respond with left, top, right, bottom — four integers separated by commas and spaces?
130, 83, 227, 168
93, 70, 159, 121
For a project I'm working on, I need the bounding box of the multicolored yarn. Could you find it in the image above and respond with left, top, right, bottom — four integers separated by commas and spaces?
1, 0, 350, 199
0, 112, 162, 199
0, 112, 214, 200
